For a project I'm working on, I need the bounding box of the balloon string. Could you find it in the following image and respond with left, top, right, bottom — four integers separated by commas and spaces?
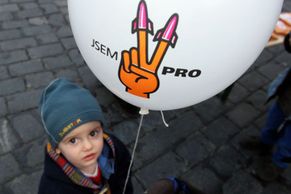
122, 113, 144, 194
160, 110, 169, 127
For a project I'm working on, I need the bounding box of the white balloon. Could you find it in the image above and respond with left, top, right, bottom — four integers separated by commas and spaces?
68, 0, 283, 111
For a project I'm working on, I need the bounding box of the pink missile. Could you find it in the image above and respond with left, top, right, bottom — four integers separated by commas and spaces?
154, 14, 179, 48
132, 0, 154, 34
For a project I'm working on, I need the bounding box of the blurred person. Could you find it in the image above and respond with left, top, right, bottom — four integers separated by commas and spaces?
240, 67, 291, 181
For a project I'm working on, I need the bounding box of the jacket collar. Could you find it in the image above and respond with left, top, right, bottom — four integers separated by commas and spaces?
99, 133, 115, 179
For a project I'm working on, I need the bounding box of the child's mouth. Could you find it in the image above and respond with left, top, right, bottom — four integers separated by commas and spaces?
83, 153, 96, 161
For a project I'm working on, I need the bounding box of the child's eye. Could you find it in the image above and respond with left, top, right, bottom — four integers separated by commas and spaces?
69, 138, 77, 144
89, 130, 99, 137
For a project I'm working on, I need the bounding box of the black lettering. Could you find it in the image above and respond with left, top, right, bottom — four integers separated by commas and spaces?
162, 66, 175, 75
91, 39, 119, 61
95, 41, 100, 51
188, 69, 201, 77
101, 44, 106, 54
175, 68, 188, 77
107, 49, 118, 61
91, 39, 95, 47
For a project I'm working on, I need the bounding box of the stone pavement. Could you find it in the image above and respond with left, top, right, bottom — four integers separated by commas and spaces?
0, 0, 291, 193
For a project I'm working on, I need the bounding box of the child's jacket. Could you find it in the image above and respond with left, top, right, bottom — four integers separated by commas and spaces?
38, 133, 133, 194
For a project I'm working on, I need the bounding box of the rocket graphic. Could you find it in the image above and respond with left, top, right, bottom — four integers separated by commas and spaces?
132, 0, 154, 35
154, 14, 179, 48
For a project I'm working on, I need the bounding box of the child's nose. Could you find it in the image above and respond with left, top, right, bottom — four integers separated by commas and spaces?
83, 139, 93, 150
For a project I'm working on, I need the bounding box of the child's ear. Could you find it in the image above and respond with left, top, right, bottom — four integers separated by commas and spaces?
55, 148, 61, 154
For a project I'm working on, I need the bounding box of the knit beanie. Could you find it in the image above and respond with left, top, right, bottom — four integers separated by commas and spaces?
39, 78, 106, 148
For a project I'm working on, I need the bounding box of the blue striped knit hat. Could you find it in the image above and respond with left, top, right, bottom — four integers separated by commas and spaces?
39, 78, 106, 147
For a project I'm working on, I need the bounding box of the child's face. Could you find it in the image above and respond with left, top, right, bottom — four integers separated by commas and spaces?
56, 121, 104, 173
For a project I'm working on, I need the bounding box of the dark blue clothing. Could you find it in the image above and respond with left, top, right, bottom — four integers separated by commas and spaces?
261, 102, 291, 168
267, 67, 291, 102
261, 67, 291, 169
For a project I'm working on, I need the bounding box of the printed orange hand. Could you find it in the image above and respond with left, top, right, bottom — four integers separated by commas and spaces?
119, 43, 159, 99
118, 0, 178, 99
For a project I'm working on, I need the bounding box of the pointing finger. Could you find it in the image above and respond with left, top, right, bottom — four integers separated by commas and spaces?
138, 31, 148, 68
149, 41, 168, 73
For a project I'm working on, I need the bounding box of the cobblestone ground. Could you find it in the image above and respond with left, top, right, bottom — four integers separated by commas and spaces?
0, 0, 291, 194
